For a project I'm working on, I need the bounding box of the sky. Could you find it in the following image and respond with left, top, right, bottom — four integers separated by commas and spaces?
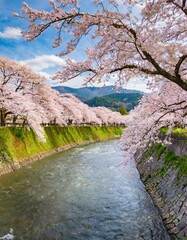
0, 0, 149, 92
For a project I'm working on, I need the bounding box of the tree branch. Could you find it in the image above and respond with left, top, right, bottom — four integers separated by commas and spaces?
175, 55, 187, 77
110, 64, 159, 75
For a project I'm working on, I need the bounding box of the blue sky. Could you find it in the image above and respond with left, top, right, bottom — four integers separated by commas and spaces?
0, 0, 149, 91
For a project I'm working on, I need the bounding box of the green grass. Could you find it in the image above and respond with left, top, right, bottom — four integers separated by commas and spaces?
0, 126, 123, 164
155, 144, 166, 159
164, 150, 187, 179
140, 143, 166, 163
149, 144, 187, 179
160, 127, 187, 138
158, 127, 187, 180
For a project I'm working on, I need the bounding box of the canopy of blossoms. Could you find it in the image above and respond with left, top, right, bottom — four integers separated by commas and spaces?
121, 81, 187, 159
13, 0, 187, 152
16, 0, 187, 90
0, 57, 126, 141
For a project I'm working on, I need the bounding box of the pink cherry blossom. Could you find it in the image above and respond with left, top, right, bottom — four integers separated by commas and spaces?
19, 0, 187, 90
121, 80, 187, 159
0, 57, 125, 140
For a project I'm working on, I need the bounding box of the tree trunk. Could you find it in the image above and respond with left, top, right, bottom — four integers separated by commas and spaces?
0, 109, 6, 126
13, 115, 17, 126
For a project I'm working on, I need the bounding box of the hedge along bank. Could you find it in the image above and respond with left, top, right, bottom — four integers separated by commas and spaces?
0, 125, 123, 176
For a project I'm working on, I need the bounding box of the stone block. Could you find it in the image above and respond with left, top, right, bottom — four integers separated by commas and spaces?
176, 221, 186, 231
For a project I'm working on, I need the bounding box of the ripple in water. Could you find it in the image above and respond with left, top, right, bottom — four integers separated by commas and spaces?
0, 229, 14, 240
0, 140, 170, 240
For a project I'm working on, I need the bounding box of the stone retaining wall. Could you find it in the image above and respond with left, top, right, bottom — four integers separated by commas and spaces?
135, 137, 187, 239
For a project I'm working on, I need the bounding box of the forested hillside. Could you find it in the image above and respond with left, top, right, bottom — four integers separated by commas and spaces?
85, 93, 143, 111
53, 86, 144, 111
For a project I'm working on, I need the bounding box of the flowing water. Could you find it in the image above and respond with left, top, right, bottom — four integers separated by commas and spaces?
0, 140, 170, 240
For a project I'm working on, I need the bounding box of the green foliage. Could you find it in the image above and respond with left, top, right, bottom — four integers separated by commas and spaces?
10, 127, 25, 140
53, 86, 143, 111
119, 106, 128, 115
85, 92, 143, 111
172, 128, 187, 138
0, 147, 12, 163
0, 126, 123, 164
160, 127, 187, 138
154, 144, 166, 159
160, 127, 168, 133
163, 150, 187, 179
144, 173, 152, 182
85, 96, 119, 108
53, 85, 144, 102
149, 144, 187, 179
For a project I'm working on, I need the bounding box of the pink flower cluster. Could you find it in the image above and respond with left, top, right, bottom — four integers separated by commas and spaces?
121, 80, 187, 160
0, 57, 125, 141
18, 0, 187, 91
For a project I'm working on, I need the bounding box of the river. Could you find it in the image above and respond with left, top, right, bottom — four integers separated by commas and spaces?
0, 140, 170, 240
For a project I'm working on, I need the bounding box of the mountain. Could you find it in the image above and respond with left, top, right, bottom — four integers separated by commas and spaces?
85, 93, 143, 111
85, 96, 119, 109
53, 85, 144, 102
53, 85, 144, 111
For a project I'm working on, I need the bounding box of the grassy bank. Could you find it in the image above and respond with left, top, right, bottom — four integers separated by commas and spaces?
161, 127, 187, 138
144, 143, 187, 180
0, 126, 123, 166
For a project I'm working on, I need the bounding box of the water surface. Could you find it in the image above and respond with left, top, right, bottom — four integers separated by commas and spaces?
0, 140, 170, 240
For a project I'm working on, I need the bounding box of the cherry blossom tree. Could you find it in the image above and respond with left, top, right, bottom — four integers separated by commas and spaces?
0, 57, 125, 140
0, 57, 44, 126
17, 0, 187, 90
93, 106, 125, 125
29, 89, 126, 139
0, 57, 51, 140
33, 84, 67, 126
59, 94, 102, 125
13, 0, 187, 158
121, 80, 187, 159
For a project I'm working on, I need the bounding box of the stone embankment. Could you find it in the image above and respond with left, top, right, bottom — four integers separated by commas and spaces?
136, 134, 187, 239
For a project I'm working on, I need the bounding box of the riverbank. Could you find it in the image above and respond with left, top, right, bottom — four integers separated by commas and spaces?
135, 134, 187, 239
0, 126, 123, 176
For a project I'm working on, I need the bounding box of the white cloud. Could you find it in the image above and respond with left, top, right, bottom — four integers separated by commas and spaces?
115, 0, 124, 5
39, 71, 52, 79
126, 80, 151, 93
20, 55, 151, 92
58, 75, 86, 88
0, 27, 22, 39
20, 54, 66, 72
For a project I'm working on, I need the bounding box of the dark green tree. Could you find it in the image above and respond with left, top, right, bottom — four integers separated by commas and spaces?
119, 106, 128, 116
